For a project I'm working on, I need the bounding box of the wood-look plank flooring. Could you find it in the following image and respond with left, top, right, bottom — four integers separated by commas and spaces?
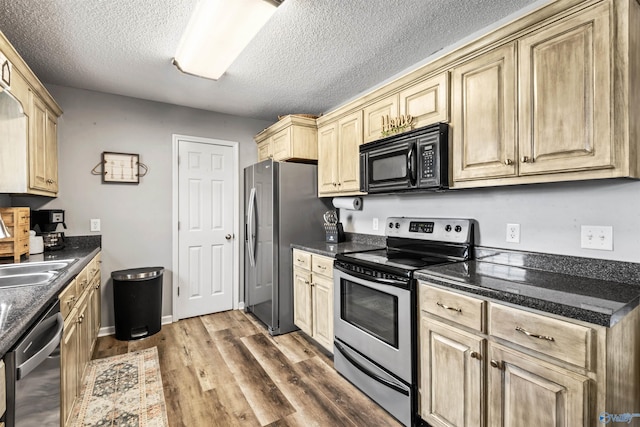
92, 310, 402, 427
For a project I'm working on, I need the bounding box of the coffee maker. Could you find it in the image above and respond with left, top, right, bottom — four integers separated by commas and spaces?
31, 209, 66, 251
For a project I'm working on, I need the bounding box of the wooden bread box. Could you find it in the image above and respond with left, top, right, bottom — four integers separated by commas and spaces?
0, 207, 30, 262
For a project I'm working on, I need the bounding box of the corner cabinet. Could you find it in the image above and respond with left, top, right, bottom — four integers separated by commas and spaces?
317, 111, 364, 197
0, 30, 62, 197
452, 1, 626, 187
254, 115, 318, 162
60, 252, 101, 426
418, 281, 640, 427
292, 249, 334, 352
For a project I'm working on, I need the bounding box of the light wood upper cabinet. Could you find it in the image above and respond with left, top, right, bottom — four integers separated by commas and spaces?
0, 30, 61, 197
317, 111, 364, 197
399, 72, 449, 129
317, 122, 339, 194
363, 95, 399, 143
337, 111, 363, 193
452, 1, 618, 187
518, 2, 611, 175
29, 92, 59, 194
451, 43, 517, 181
254, 115, 318, 162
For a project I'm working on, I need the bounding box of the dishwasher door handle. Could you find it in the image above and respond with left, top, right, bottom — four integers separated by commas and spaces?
17, 312, 64, 380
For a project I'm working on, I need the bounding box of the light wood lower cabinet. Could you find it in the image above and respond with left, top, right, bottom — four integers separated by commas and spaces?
60, 252, 101, 426
292, 249, 334, 352
419, 281, 640, 427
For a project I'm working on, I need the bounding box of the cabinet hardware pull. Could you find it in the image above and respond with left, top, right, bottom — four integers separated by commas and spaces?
515, 326, 555, 342
521, 156, 534, 163
504, 159, 513, 165
490, 359, 503, 369
333, 182, 337, 187
304, 280, 310, 284
470, 351, 481, 360
297, 258, 303, 262
436, 301, 462, 313
317, 265, 326, 269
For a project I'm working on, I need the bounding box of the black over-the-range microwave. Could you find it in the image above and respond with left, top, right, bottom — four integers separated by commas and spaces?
359, 122, 449, 194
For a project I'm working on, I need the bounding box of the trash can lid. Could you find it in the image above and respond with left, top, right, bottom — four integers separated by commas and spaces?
111, 267, 164, 281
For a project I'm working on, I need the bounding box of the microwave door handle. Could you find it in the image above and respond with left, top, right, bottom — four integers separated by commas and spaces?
407, 143, 417, 185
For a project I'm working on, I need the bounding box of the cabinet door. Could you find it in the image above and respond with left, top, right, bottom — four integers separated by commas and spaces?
400, 72, 449, 128
487, 342, 589, 427
271, 128, 291, 161
293, 267, 312, 336
257, 140, 272, 162
518, 2, 611, 176
311, 274, 333, 353
452, 43, 517, 181
61, 311, 79, 426
90, 276, 102, 346
317, 122, 339, 195
337, 111, 363, 193
77, 294, 91, 381
45, 111, 58, 192
420, 315, 484, 427
363, 95, 399, 143
29, 93, 48, 192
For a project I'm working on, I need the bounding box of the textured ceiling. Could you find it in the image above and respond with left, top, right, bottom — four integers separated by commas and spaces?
0, 0, 542, 121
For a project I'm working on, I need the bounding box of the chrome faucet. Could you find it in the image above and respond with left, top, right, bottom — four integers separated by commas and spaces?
0, 215, 10, 239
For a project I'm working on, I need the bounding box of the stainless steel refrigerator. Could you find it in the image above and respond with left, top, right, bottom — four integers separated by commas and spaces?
244, 159, 329, 335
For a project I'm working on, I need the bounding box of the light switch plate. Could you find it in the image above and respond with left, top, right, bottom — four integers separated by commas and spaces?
581, 225, 613, 250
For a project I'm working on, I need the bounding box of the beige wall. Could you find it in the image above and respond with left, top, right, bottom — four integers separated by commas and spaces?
9, 85, 270, 329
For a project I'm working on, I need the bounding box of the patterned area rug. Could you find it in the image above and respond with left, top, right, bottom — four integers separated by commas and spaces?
70, 347, 169, 427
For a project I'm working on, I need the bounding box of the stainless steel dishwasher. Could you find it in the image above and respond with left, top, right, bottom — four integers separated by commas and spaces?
4, 300, 64, 427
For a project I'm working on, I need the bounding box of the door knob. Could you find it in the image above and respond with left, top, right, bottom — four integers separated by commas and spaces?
225, 234, 232, 240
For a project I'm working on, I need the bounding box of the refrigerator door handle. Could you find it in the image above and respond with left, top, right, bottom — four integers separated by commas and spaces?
247, 187, 257, 267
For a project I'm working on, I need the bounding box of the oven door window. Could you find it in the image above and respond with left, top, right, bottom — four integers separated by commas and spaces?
340, 279, 399, 348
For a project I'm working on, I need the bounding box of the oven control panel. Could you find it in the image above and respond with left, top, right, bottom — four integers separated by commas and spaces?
386, 217, 473, 244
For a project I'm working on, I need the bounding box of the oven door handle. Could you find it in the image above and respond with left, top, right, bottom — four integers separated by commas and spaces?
407, 142, 417, 186
334, 341, 409, 396
334, 263, 409, 288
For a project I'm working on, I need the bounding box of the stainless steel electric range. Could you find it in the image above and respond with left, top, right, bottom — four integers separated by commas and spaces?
333, 217, 475, 426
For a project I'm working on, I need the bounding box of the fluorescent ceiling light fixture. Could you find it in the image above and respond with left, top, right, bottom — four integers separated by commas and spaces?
173, 0, 283, 80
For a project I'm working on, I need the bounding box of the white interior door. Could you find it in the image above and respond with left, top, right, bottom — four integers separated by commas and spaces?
176, 137, 236, 319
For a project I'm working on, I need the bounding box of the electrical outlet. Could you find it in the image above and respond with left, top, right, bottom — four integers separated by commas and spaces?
372, 217, 379, 231
90, 219, 101, 232
506, 223, 520, 243
581, 225, 613, 250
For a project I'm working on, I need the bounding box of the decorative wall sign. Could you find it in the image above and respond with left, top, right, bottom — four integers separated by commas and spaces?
91, 152, 149, 184
381, 114, 414, 137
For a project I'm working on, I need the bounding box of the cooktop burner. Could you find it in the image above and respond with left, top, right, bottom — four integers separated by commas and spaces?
340, 249, 451, 271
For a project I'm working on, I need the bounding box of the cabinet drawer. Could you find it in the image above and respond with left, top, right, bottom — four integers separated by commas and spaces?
76, 267, 90, 294
293, 249, 312, 270
489, 303, 593, 369
59, 279, 78, 320
312, 255, 333, 278
420, 284, 485, 331
15, 209, 29, 226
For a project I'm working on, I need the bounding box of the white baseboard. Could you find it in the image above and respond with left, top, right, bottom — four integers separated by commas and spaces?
98, 315, 174, 338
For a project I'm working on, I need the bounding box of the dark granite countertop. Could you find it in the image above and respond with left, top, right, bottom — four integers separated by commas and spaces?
416, 252, 640, 327
291, 233, 386, 258
0, 236, 101, 356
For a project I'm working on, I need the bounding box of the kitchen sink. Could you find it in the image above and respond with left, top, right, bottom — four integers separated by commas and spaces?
0, 272, 57, 289
0, 259, 75, 278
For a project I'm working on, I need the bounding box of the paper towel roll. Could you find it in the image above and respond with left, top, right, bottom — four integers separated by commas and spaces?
332, 197, 362, 210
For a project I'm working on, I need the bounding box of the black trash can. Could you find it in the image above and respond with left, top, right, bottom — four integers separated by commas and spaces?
111, 267, 164, 341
